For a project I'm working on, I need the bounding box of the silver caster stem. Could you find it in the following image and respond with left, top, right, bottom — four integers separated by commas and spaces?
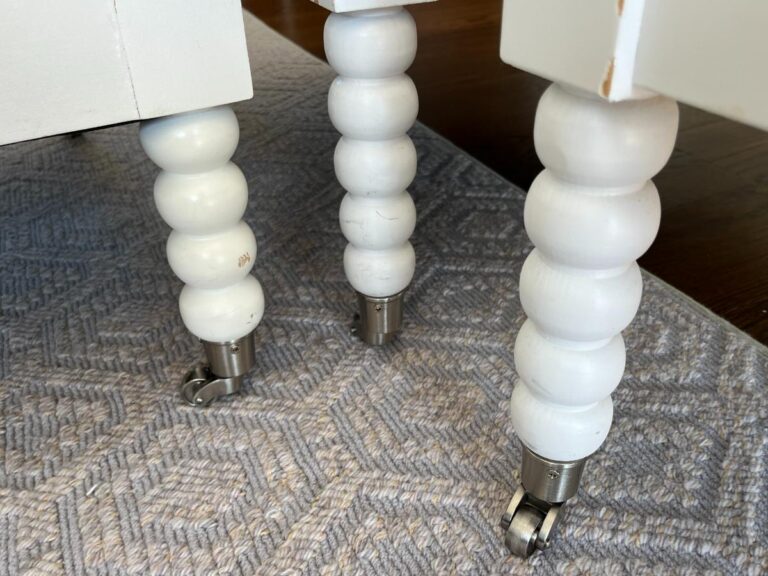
351, 290, 405, 346
180, 331, 256, 407
501, 446, 587, 558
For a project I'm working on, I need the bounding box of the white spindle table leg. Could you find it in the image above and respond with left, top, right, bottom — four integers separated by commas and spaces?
139, 106, 264, 406
502, 84, 679, 557
325, 6, 419, 344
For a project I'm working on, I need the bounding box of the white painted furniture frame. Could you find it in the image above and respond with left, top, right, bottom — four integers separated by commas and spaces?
0, 0, 253, 146
1, 1, 262, 406
499, 0, 767, 557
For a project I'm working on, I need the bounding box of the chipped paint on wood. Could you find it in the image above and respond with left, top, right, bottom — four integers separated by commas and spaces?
238, 253, 252, 268
617, 0, 625, 17
601, 58, 615, 97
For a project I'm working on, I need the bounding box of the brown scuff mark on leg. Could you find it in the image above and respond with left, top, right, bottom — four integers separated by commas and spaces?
601, 58, 615, 98
617, 0, 625, 16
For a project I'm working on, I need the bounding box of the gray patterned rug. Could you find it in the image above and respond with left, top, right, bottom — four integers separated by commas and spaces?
1, 12, 766, 576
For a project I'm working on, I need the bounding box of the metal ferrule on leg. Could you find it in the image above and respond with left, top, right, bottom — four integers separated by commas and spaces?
353, 290, 405, 345
180, 331, 256, 407
501, 446, 586, 557
520, 448, 585, 503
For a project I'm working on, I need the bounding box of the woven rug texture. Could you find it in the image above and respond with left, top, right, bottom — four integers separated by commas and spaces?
1, 12, 766, 576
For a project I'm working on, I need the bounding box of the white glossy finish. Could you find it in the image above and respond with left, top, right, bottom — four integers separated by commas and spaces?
140, 106, 264, 343
512, 84, 678, 461
0, 0, 252, 146
325, 7, 419, 297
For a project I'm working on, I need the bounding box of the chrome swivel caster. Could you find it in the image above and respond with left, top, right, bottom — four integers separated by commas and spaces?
351, 290, 405, 346
180, 331, 256, 407
501, 446, 586, 557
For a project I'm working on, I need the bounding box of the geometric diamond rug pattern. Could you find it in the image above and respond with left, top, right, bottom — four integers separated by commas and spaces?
0, 12, 765, 576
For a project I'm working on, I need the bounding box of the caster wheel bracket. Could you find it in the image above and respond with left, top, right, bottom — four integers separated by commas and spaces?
180, 365, 242, 407
178, 331, 256, 407
501, 446, 587, 557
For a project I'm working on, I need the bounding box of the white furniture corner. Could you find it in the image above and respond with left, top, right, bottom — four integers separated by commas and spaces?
0, 0, 262, 407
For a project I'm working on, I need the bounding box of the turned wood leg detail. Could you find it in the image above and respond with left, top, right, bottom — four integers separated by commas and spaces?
139, 106, 265, 406
325, 7, 419, 345
502, 84, 679, 557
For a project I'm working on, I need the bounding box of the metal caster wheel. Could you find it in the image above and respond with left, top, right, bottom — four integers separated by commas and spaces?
504, 501, 548, 557
501, 486, 562, 558
501, 446, 586, 557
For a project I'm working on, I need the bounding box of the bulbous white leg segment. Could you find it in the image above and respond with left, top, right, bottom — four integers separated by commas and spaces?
140, 105, 264, 404
153, 163, 249, 234
520, 252, 643, 343
524, 173, 661, 269
334, 137, 417, 198
325, 7, 420, 342
511, 385, 614, 462
344, 243, 416, 298
179, 277, 265, 344
512, 85, 679, 462
514, 320, 625, 407
533, 85, 680, 188
340, 194, 416, 250
502, 85, 679, 558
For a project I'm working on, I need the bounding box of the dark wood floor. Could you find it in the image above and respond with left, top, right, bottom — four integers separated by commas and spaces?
246, 0, 768, 344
